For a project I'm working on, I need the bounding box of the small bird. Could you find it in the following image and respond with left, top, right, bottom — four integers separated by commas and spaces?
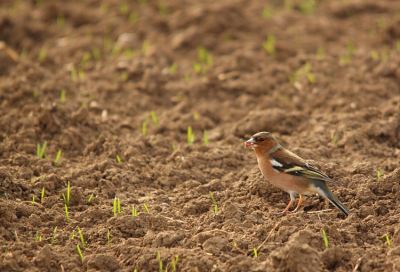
245, 132, 350, 217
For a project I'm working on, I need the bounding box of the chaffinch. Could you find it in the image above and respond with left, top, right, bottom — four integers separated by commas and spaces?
245, 132, 350, 217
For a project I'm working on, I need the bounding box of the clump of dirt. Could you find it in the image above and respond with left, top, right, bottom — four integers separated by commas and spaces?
1, 0, 400, 271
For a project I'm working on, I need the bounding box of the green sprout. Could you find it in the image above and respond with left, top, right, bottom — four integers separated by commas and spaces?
92, 47, 101, 61
142, 115, 150, 135
322, 229, 329, 248
62, 181, 71, 207
71, 68, 77, 80
169, 62, 178, 74
333, 134, 339, 144
129, 11, 139, 24
51, 226, 57, 245
107, 230, 111, 247
60, 90, 66, 104
172, 255, 179, 271
187, 126, 195, 144
33, 91, 39, 102
209, 192, 218, 215
65, 205, 70, 223
340, 41, 356, 64
37, 141, 47, 158
78, 69, 85, 80
262, 6, 273, 20
193, 112, 199, 120
32, 195, 35, 206
77, 245, 83, 261
263, 34, 276, 56
132, 205, 137, 216
371, 50, 379, 60
380, 234, 391, 247
118, 198, 123, 214
113, 198, 118, 216
78, 227, 88, 247
41, 188, 45, 203
4, 193, 8, 200
197, 46, 213, 65
80, 52, 91, 67
142, 40, 150, 53
150, 111, 159, 127
203, 130, 209, 145
377, 169, 384, 180
157, 252, 163, 271
38, 46, 47, 62
121, 72, 128, 81
253, 248, 258, 258
172, 144, 176, 151
304, 62, 315, 84
143, 204, 150, 213
54, 150, 62, 167
116, 155, 122, 163
35, 231, 42, 242
87, 193, 94, 205
71, 230, 75, 239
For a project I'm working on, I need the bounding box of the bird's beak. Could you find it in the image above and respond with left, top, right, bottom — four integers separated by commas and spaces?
245, 138, 257, 148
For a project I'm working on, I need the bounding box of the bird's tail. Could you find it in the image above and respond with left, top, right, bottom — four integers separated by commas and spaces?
326, 191, 351, 217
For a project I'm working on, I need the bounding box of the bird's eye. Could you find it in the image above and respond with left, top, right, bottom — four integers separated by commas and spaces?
257, 138, 265, 142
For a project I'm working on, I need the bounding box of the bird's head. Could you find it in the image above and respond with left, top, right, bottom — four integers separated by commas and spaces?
245, 132, 281, 154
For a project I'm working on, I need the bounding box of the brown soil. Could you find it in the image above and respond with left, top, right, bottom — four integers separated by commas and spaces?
1, 0, 400, 271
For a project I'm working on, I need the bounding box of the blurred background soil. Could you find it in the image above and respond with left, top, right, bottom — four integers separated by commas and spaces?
1, 0, 400, 271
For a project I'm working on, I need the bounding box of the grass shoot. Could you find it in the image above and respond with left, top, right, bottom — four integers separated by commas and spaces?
62, 181, 71, 207
209, 192, 218, 215
35, 231, 42, 242
77, 245, 83, 261
4, 193, 8, 200
107, 229, 111, 247
332, 134, 339, 144
87, 193, 94, 205
32, 195, 35, 206
65, 205, 70, 223
41, 187, 45, 203
78, 227, 88, 247
187, 126, 195, 144
172, 255, 179, 271
262, 6, 273, 20
263, 34, 276, 56
92, 47, 101, 61
132, 204, 137, 216
113, 198, 117, 216
322, 229, 329, 248
203, 130, 209, 145
38, 46, 47, 62
71, 230, 75, 239
169, 62, 178, 74
54, 150, 62, 167
60, 89, 66, 104
143, 203, 150, 213
380, 234, 391, 247
51, 226, 57, 245
150, 110, 159, 127
116, 155, 122, 163
253, 248, 258, 258
157, 252, 163, 271
129, 11, 139, 24
37, 141, 47, 158
80, 52, 91, 67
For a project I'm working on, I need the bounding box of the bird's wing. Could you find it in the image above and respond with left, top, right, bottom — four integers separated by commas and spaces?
270, 154, 341, 185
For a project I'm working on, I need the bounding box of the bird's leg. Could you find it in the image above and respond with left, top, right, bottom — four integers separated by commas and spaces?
271, 199, 294, 216
287, 195, 304, 214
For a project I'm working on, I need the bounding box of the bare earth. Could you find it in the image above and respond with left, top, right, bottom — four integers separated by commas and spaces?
1, 0, 400, 271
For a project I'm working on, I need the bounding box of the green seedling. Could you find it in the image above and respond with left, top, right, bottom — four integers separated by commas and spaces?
121, 72, 128, 81
187, 126, 195, 144
381, 52, 388, 62
62, 181, 71, 207
32, 195, 35, 206
78, 227, 88, 247
71, 68, 77, 80
132, 205, 137, 216
304, 62, 315, 84
51, 226, 57, 245
253, 248, 258, 258
80, 52, 91, 66
322, 229, 329, 248
42, 175, 46, 181
172, 144, 176, 151
38, 46, 47, 62
41, 187, 45, 203
57, 15, 65, 29
129, 11, 139, 24
65, 205, 70, 223
117, 198, 123, 214
377, 169, 384, 180
113, 198, 118, 216
116, 155, 122, 163
118, 3, 129, 15
262, 6, 273, 20
203, 130, 209, 145
371, 50, 379, 60
193, 62, 202, 74
71, 230, 75, 239
33, 91, 39, 102
60, 89, 66, 104
143, 203, 150, 213
193, 112, 199, 120
169, 62, 177, 74
35, 231, 42, 242
107, 230, 111, 247
380, 234, 391, 247
123, 49, 135, 57
37, 141, 47, 158
263, 34, 276, 56
77, 245, 83, 261
172, 255, 179, 271
158, 2, 168, 15
157, 252, 163, 271
142, 40, 150, 53
150, 111, 159, 127
54, 150, 62, 167
92, 47, 101, 61
142, 115, 149, 135
299, 0, 316, 14
209, 192, 218, 215
340, 41, 356, 63
333, 134, 339, 144
197, 46, 213, 65
4, 193, 8, 200
112, 44, 122, 56
78, 69, 85, 80
87, 193, 94, 205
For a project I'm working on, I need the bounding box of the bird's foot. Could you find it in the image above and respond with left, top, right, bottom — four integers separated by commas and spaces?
271, 209, 299, 216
